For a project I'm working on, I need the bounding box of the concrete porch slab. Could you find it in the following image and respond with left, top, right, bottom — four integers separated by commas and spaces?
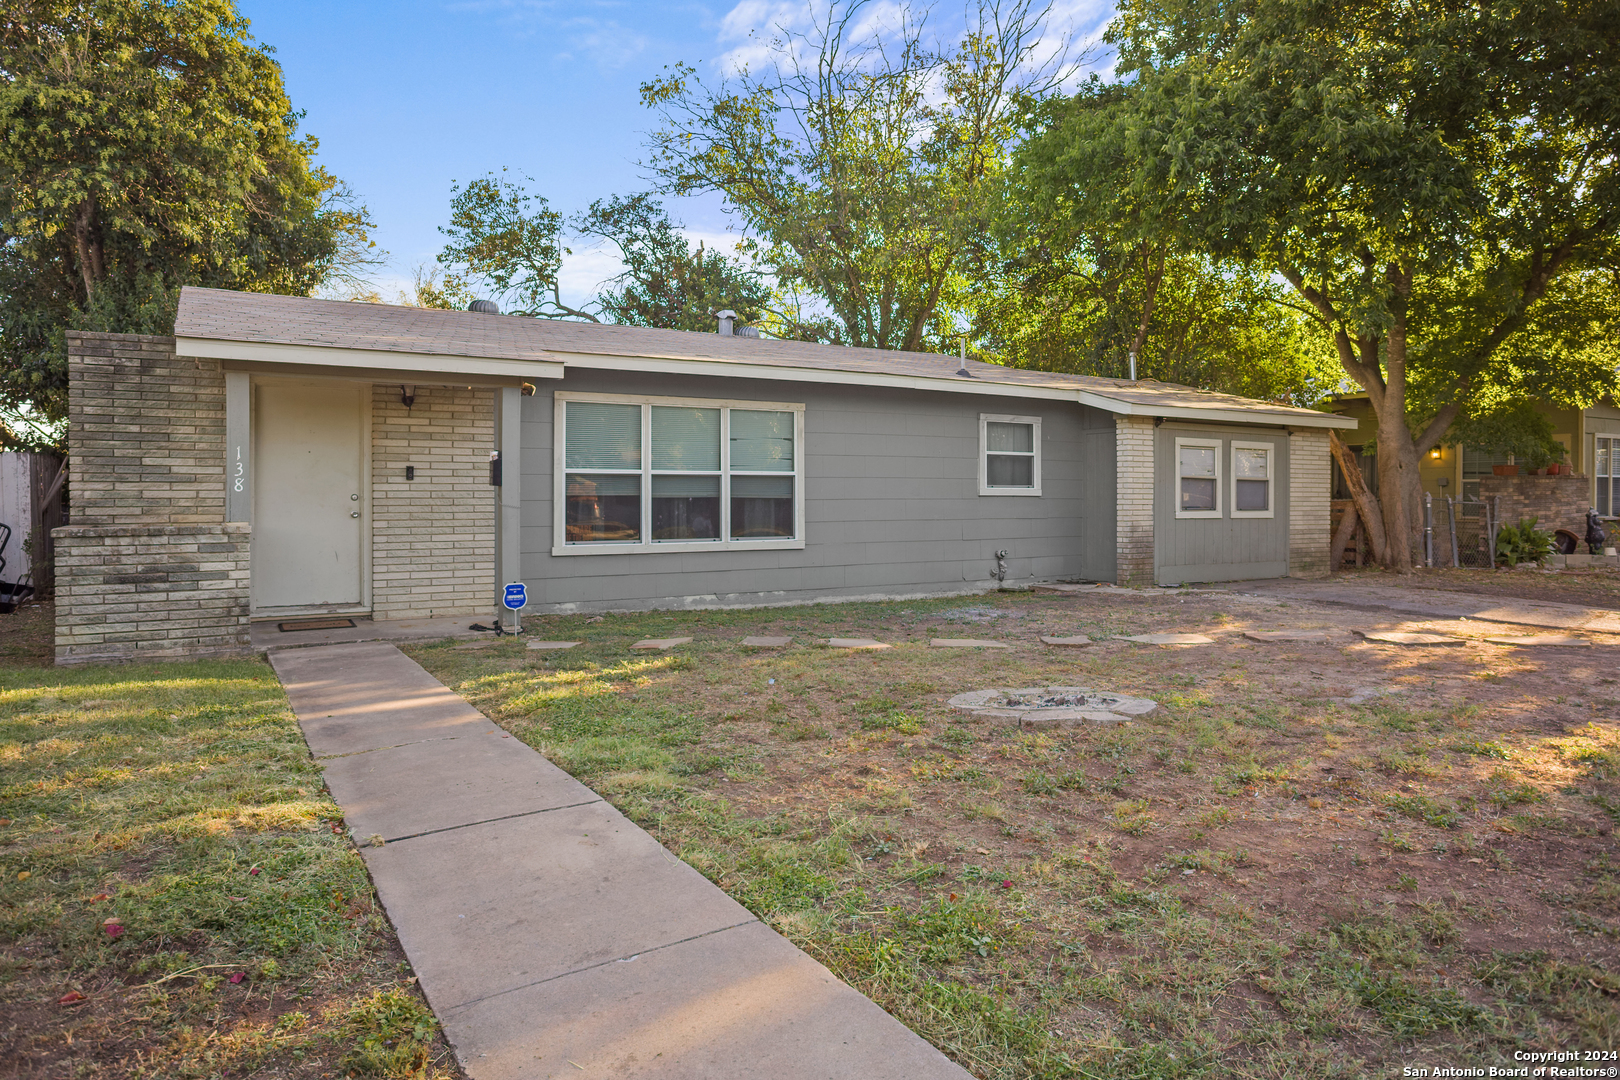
253, 614, 484, 651
363, 801, 758, 1009
321, 735, 601, 843
269, 643, 491, 757
443, 920, 970, 1080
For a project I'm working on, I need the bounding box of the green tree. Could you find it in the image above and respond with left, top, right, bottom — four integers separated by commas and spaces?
434, 169, 591, 319
575, 193, 771, 332
640, 0, 1070, 350
0, 0, 377, 445
1018, 0, 1620, 567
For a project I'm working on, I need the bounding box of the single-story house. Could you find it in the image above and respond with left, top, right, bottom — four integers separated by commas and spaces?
53, 287, 1354, 662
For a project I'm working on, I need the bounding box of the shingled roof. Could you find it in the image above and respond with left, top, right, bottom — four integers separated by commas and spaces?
175, 287, 1354, 428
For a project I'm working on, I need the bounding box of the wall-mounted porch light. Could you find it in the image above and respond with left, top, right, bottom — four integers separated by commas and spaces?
400, 385, 416, 409
1429, 446, 1443, 460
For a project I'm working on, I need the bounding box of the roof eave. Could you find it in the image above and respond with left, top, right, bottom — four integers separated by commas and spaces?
1077, 390, 1360, 429
175, 337, 565, 380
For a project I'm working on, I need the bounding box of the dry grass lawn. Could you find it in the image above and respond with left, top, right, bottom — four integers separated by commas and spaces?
412, 587, 1620, 1079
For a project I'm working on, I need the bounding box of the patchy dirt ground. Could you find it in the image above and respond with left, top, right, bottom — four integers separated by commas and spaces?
1346, 564, 1620, 610
414, 588, 1620, 1079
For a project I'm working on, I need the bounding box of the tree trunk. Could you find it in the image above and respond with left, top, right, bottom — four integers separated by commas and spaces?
1328, 431, 1388, 563
1330, 501, 1360, 571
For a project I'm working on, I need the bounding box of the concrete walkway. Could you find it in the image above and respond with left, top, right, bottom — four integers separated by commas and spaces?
1236, 579, 1620, 633
270, 643, 970, 1080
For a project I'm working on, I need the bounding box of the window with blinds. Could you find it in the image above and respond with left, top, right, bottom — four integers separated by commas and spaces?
1231, 442, 1274, 517
1176, 438, 1221, 517
558, 395, 802, 549
1599, 437, 1617, 518
979, 414, 1042, 495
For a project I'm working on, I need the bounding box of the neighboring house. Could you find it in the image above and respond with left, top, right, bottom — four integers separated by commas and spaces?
1322, 393, 1620, 511
52, 287, 1354, 663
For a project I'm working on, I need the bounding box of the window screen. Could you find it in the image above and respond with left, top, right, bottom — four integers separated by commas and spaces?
730, 410, 794, 470
1234, 446, 1270, 512
985, 421, 1036, 488
1179, 444, 1217, 512
561, 398, 799, 546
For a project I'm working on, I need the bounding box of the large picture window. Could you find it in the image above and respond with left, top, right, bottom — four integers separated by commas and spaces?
1175, 437, 1221, 518
556, 393, 804, 553
979, 414, 1042, 496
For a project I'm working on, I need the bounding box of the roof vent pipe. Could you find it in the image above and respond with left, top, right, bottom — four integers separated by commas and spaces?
1129, 350, 1137, 382
716, 309, 737, 336
468, 299, 500, 315
957, 337, 975, 378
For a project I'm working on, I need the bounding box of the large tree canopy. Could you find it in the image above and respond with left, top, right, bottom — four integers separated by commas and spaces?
640, 0, 1068, 351
0, 0, 375, 444
1017, 0, 1620, 567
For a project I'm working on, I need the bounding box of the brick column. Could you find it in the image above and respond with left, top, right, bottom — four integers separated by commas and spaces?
1289, 428, 1331, 578
1115, 415, 1155, 586
54, 333, 250, 663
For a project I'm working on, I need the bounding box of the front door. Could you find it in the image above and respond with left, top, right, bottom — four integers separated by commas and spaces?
253, 381, 364, 610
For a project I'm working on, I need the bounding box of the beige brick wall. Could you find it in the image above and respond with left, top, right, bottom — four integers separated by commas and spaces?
64, 332, 226, 525
54, 524, 250, 663
370, 385, 496, 619
1115, 415, 1156, 586
56, 333, 250, 662
1289, 429, 1332, 578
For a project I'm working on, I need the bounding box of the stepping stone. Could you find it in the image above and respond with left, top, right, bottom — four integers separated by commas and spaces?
631, 636, 692, 651
453, 642, 494, 650
827, 637, 890, 650
1483, 634, 1592, 648
525, 640, 581, 651
1355, 630, 1464, 646
1040, 635, 1093, 647
930, 638, 1009, 648
740, 636, 792, 648
1120, 633, 1214, 646
1244, 630, 1342, 643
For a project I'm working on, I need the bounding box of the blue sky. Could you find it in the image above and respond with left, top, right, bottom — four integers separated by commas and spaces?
244, 1, 1112, 307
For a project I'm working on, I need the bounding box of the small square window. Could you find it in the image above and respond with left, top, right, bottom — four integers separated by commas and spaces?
980, 415, 1041, 496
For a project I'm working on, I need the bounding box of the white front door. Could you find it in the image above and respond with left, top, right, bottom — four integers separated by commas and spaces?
253, 381, 364, 610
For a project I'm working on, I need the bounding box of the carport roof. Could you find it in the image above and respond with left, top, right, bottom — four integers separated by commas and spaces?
175, 287, 1355, 429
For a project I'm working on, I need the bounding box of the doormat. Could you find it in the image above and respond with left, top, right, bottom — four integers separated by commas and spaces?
277, 618, 357, 633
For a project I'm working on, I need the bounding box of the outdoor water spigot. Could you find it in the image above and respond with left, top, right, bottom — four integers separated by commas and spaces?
993, 549, 1010, 584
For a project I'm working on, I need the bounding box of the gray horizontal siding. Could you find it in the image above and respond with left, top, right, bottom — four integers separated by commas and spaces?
1153, 421, 1291, 585
517, 369, 1112, 611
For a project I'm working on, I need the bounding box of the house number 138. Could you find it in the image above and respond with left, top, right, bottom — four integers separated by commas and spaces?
234, 447, 245, 492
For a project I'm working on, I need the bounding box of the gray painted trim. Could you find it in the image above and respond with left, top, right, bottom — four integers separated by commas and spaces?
497, 387, 523, 615
180, 337, 564, 380
225, 370, 250, 523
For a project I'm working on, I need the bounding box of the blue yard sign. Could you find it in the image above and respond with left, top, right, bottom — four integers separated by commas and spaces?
503, 582, 527, 610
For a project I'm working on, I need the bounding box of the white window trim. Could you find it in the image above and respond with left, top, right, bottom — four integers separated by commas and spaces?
552, 390, 806, 555
1175, 436, 1223, 519
1229, 439, 1276, 519
979, 413, 1042, 496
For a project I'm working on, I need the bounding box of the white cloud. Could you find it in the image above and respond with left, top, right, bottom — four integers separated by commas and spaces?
444, 0, 651, 70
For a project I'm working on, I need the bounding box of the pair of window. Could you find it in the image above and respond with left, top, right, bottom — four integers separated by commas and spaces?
557, 394, 803, 552
1176, 438, 1274, 518
1598, 437, 1618, 518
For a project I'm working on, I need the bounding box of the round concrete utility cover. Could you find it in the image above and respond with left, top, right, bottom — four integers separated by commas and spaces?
947, 686, 1158, 727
